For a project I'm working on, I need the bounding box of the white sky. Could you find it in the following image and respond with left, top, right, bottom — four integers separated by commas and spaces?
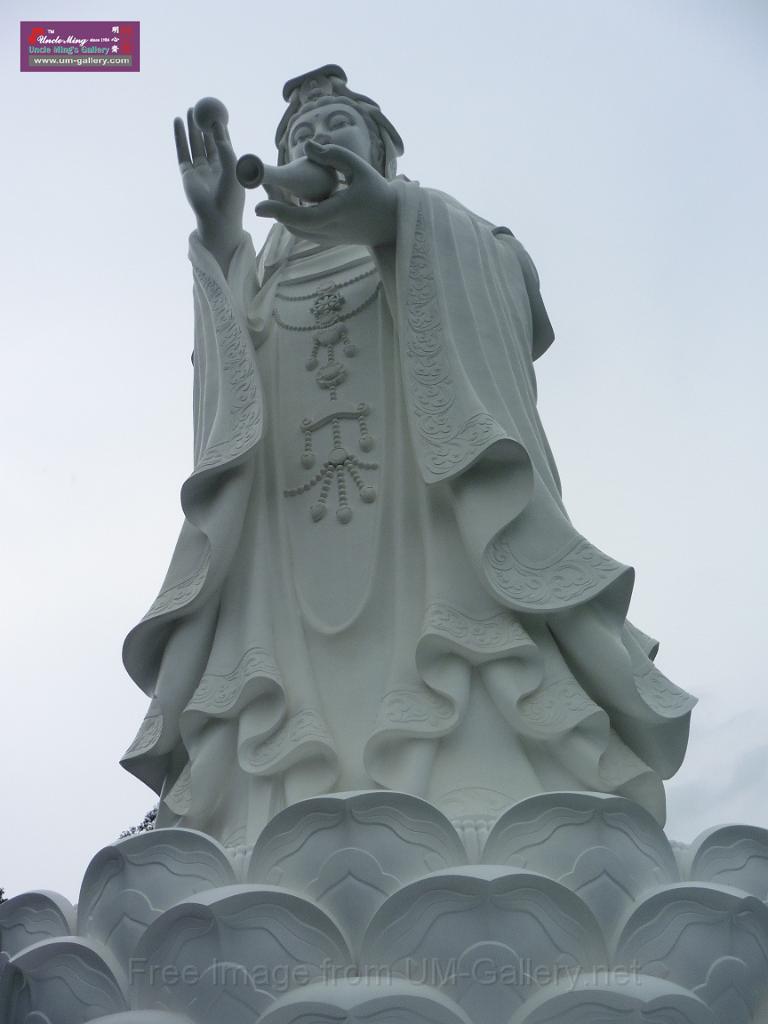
1, 0, 766, 902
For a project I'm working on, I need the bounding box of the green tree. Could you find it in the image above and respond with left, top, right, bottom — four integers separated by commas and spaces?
118, 805, 157, 840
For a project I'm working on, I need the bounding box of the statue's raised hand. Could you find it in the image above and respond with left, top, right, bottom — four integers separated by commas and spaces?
255, 140, 397, 249
173, 103, 244, 273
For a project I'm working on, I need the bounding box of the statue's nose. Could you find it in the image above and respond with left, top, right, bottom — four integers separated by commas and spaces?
314, 132, 331, 145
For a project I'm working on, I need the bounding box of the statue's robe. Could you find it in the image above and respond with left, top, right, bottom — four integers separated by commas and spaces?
122, 180, 695, 851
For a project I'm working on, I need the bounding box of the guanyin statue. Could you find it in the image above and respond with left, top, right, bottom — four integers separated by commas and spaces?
121, 64, 696, 852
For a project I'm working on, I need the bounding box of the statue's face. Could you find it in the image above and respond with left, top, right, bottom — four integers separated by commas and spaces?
287, 101, 373, 166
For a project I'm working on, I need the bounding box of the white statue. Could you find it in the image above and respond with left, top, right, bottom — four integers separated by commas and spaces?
121, 65, 696, 851
8, 65, 765, 1024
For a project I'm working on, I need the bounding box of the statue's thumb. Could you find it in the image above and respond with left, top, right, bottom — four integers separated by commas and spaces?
304, 140, 354, 175
304, 140, 330, 160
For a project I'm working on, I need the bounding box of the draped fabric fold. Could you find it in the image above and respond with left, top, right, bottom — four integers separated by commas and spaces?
366, 182, 695, 825
121, 235, 340, 842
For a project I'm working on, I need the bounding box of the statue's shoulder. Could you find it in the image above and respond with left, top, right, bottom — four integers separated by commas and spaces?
405, 182, 525, 252
409, 182, 487, 223
405, 184, 554, 358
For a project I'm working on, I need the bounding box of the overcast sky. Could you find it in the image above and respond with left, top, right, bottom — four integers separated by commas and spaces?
2, 0, 766, 902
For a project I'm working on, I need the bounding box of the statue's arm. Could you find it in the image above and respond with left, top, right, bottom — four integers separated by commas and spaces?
173, 107, 245, 277
174, 103, 278, 349
503, 233, 555, 360
413, 186, 555, 361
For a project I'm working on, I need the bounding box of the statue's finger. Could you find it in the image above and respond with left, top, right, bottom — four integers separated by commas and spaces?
254, 200, 300, 223
255, 198, 337, 228
173, 117, 192, 169
304, 140, 363, 179
211, 120, 236, 172
186, 108, 206, 162
255, 201, 321, 229
202, 130, 218, 164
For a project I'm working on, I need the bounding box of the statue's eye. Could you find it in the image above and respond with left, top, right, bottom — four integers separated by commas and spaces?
328, 116, 352, 130
291, 126, 312, 145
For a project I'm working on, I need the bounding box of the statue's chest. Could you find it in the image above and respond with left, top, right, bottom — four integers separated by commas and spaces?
269, 247, 389, 627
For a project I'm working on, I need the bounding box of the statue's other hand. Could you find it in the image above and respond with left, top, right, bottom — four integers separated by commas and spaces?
254, 141, 397, 249
173, 107, 245, 245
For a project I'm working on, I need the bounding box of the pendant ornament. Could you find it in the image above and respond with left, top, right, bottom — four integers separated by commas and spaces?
284, 404, 378, 524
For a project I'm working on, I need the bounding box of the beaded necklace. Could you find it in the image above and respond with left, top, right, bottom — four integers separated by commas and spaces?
276, 263, 381, 524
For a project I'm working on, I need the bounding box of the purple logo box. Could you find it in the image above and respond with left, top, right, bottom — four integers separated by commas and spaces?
20, 21, 140, 72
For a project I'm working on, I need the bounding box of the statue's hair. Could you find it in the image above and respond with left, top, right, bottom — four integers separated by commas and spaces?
278, 95, 388, 176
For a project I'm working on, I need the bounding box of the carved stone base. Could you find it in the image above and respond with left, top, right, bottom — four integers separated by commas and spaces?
2, 791, 768, 1023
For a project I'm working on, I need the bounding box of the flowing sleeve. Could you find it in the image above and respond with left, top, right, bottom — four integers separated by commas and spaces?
123, 232, 264, 697
493, 228, 555, 361
377, 182, 695, 801
380, 180, 628, 614
377, 182, 560, 490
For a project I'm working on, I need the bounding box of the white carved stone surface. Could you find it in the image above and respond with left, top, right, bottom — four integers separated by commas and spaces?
88, 1015, 191, 1024
78, 829, 236, 972
248, 790, 467, 953
482, 791, 680, 943
132, 883, 350, 1019
361, 865, 607, 1024
3, 791, 768, 1023
0, 890, 77, 957
1, 935, 128, 1023
616, 882, 768, 1024
684, 825, 768, 899
507, 974, 719, 1023
258, 978, 475, 1023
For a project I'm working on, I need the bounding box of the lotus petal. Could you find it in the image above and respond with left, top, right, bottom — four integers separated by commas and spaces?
88, 1015, 192, 1024
248, 791, 467, 952
693, 955, 765, 1024
78, 828, 236, 969
616, 883, 768, 1021
483, 792, 679, 942
507, 973, 717, 1022
685, 825, 768, 899
259, 977, 475, 1023
8, 936, 127, 1024
132, 884, 350, 1016
362, 866, 606, 1024
0, 890, 76, 957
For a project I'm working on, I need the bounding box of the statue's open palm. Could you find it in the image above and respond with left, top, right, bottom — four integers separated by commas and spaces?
173, 108, 244, 239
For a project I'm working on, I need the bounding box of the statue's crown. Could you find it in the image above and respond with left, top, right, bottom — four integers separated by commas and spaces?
282, 63, 348, 105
